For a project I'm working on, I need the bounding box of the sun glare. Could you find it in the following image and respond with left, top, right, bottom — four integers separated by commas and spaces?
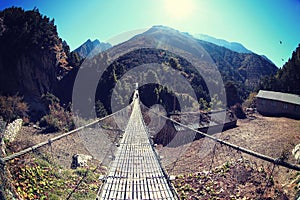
164, 0, 195, 20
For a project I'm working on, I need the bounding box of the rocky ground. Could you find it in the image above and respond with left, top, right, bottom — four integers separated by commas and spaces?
172, 159, 290, 200
159, 113, 300, 199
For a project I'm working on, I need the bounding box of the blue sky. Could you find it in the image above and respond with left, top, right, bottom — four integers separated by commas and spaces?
1, 0, 300, 67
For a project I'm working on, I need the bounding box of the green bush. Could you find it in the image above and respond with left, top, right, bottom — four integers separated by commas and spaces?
231, 103, 246, 119
0, 117, 6, 133
95, 100, 107, 118
243, 92, 257, 108
41, 92, 60, 109
40, 103, 74, 133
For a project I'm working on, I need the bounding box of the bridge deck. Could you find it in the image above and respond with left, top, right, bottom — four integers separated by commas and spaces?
97, 91, 177, 200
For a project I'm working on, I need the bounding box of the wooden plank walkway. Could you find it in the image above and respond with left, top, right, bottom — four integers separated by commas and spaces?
97, 90, 178, 200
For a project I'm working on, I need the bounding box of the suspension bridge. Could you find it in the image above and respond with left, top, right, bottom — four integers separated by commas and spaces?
96, 90, 178, 199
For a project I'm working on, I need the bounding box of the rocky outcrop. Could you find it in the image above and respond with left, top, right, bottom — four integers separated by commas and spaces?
0, 8, 73, 120
0, 49, 60, 119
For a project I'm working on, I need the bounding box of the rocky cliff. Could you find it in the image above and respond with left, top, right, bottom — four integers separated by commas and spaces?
0, 7, 74, 120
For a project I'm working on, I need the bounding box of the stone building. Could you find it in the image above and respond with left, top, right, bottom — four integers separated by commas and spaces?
256, 90, 300, 119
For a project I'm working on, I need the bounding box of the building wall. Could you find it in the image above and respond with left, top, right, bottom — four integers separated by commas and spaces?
257, 98, 300, 119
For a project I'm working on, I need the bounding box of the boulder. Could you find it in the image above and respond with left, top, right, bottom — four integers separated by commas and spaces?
72, 154, 92, 168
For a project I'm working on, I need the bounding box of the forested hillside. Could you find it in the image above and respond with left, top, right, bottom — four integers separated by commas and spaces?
64, 26, 278, 115
259, 44, 300, 95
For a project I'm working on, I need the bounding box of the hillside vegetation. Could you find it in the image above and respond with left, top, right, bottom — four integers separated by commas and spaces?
259, 43, 300, 95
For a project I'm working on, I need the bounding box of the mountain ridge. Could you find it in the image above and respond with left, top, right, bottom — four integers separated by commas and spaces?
138, 26, 277, 85
194, 33, 252, 54
194, 33, 275, 66
61, 25, 278, 115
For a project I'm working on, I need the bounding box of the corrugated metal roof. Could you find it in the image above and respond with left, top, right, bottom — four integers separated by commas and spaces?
257, 90, 300, 105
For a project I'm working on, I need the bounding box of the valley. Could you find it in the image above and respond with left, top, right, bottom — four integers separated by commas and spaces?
0, 5, 300, 200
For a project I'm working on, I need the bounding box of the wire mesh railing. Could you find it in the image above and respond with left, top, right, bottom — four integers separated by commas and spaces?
141, 104, 300, 199
0, 105, 132, 200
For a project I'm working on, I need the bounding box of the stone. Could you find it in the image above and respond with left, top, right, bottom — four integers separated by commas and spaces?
72, 154, 92, 168
32, 124, 41, 130
292, 144, 300, 163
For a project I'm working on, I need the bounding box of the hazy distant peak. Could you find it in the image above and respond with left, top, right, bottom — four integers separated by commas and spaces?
74, 39, 112, 58
82, 39, 101, 46
92, 39, 100, 45
194, 33, 252, 54
193, 33, 276, 66
144, 25, 179, 35
140, 25, 198, 43
151, 25, 176, 31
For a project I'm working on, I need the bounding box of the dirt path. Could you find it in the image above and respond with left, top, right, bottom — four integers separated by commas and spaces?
222, 114, 300, 160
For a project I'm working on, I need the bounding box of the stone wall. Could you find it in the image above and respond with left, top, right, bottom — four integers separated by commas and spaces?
4, 119, 23, 142
293, 144, 300, 163
0, 118, 22, 199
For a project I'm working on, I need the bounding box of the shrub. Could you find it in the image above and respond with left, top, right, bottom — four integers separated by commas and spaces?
231, 103, 246, 119
243, 92, 257, 108
0, 95, 28, 122
41, 92, 60, 109
95, 100, 108, 118
40, 103, 74, 133
0, 117, 6, 132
